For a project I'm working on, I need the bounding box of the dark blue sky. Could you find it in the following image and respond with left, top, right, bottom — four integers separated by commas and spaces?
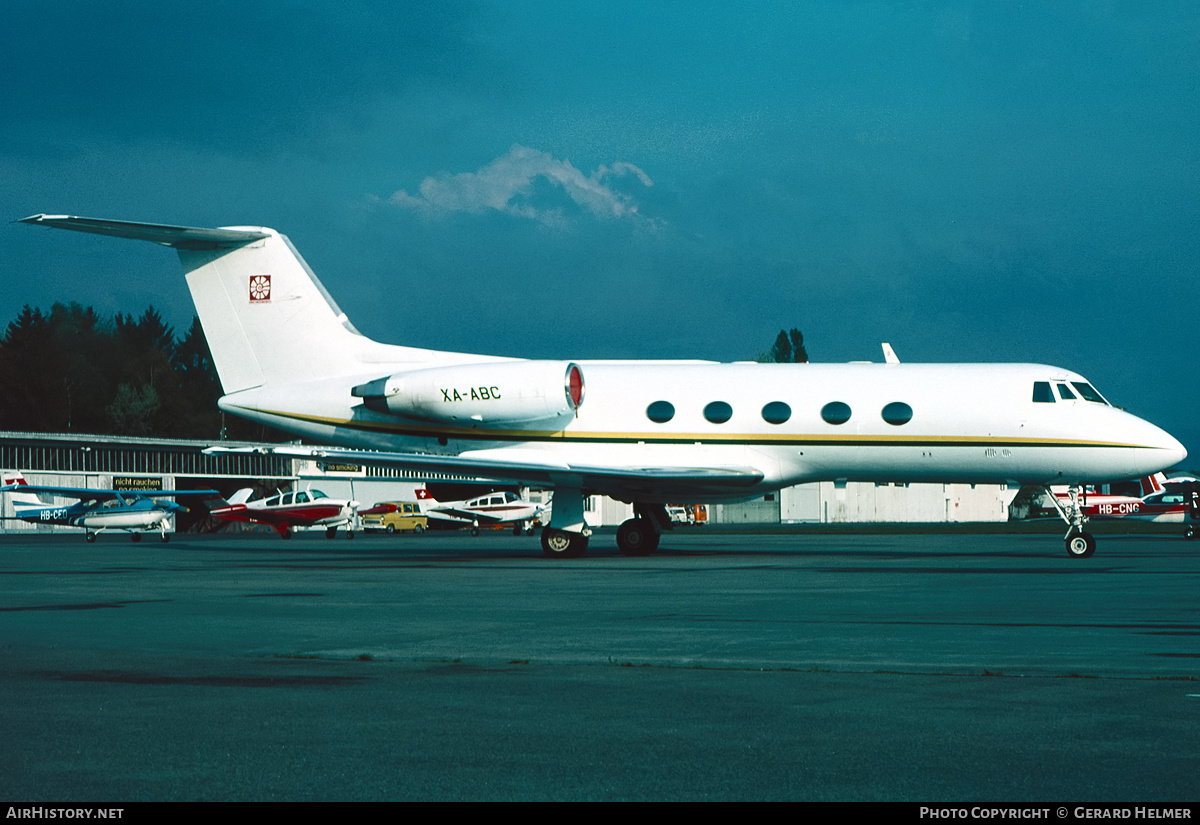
3, 1, 1197, 464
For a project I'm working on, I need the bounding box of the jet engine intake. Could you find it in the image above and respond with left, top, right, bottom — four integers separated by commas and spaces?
352, 361, 585, 426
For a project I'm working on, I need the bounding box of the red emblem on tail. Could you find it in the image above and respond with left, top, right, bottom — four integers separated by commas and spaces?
249, 274, 271, 302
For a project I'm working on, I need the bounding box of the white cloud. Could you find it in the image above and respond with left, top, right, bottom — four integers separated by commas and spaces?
390, 145, 653, 224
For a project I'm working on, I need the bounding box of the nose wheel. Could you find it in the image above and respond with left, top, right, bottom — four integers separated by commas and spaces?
1065, 530, 1096, 558
1047, 485, 1099, 559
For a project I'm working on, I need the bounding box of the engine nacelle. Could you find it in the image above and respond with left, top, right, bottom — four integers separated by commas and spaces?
352, 361, 585, 427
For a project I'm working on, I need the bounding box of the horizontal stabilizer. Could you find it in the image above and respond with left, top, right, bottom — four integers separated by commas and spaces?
18, 214, 268, 250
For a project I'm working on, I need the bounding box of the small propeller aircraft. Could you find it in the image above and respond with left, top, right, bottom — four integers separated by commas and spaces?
0, 474, 215, 542
209, 487, 359, 539
415, 487, 546, 536
1051, 473, 1166, 518
1132, 485, 1199, 538
1048, 473, 1198, 538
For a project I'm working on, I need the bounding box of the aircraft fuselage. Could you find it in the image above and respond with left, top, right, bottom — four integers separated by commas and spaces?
219, 361, 1179, 502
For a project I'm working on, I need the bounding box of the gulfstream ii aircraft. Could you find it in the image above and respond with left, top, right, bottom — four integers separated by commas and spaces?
20, 214, 1187, 559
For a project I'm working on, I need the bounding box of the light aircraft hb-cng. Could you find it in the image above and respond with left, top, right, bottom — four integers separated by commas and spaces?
19, 214, 1187, 559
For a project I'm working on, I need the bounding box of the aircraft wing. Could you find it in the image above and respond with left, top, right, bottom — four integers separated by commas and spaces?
203, 445, 765, 498
0, 484, 219, 500
427, 506, 529, 525
209, 504, 287, 525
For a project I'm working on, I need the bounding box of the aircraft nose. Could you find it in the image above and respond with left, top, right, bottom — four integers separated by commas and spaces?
1147, 421, 1187, 467
1164, 434, 1187, 467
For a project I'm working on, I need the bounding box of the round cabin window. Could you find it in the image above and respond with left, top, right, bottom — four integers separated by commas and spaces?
881, 402, 913, 426
646, 400, 675, 423
703, 401, 733, 424
761, 401, 791, 425
821, 401, 852, 425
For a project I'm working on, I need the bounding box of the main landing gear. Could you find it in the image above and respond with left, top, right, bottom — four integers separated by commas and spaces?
1047, 484, 1096, 558
540, 499, 673, 559
541, 528, 589, 558
615, 504, 670, 557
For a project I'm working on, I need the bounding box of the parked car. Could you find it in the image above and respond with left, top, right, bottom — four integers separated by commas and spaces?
359, 501, 427, 533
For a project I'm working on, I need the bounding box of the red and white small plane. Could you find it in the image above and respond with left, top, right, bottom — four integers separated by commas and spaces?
1052, 473, 1166, 518
415, 487, 545, 536
1050, 473, 1197, 538
1132, 488, 1197, 537
210, 488, 359, 539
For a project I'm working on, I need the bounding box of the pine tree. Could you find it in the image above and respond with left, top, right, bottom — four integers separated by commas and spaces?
761, 327, 809, 363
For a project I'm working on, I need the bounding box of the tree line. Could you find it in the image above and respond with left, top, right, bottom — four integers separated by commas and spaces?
759, 328, 808, 363
0, 302, 276, 441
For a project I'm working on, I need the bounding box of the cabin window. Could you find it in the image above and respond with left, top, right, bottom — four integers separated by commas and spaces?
1056, 384, 1077, 400
1032, 382, 1054, 403
704, 401, 733, 424
1071, 382, 1108, 404
295, 491, 310, 503
761, 401, 791, 425
881, 402, 913, 426
646, 400, 675, 423
821, 401, 852, 425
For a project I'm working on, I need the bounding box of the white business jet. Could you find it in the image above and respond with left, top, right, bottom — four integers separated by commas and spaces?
19, 214, 1186, 559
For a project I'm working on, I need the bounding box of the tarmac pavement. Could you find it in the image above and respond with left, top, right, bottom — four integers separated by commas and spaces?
1, 528, 1197, 801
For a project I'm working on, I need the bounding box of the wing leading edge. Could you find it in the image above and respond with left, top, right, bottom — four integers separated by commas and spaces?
0, 483, 218, 500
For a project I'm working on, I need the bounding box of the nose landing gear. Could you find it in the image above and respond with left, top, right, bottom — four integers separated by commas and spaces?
1048, 485, 1096, 558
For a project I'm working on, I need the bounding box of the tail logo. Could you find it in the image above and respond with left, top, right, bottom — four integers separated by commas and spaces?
249, 274, 271, 302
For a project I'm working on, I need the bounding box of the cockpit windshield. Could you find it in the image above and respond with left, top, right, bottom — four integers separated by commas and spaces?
1070, 382, 1109, 404
1033, 380, 1110, 406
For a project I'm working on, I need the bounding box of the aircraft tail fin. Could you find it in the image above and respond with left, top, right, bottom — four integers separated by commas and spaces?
2, 474, 47, 511
19, 214, 453, 394
414, 487, 436, 512
1140, 473, 1167, 497
227, 488, 255, 506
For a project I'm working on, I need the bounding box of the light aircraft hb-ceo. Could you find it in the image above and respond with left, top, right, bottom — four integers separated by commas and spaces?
19, 213, 1187, 559
1, 473, 216, 543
